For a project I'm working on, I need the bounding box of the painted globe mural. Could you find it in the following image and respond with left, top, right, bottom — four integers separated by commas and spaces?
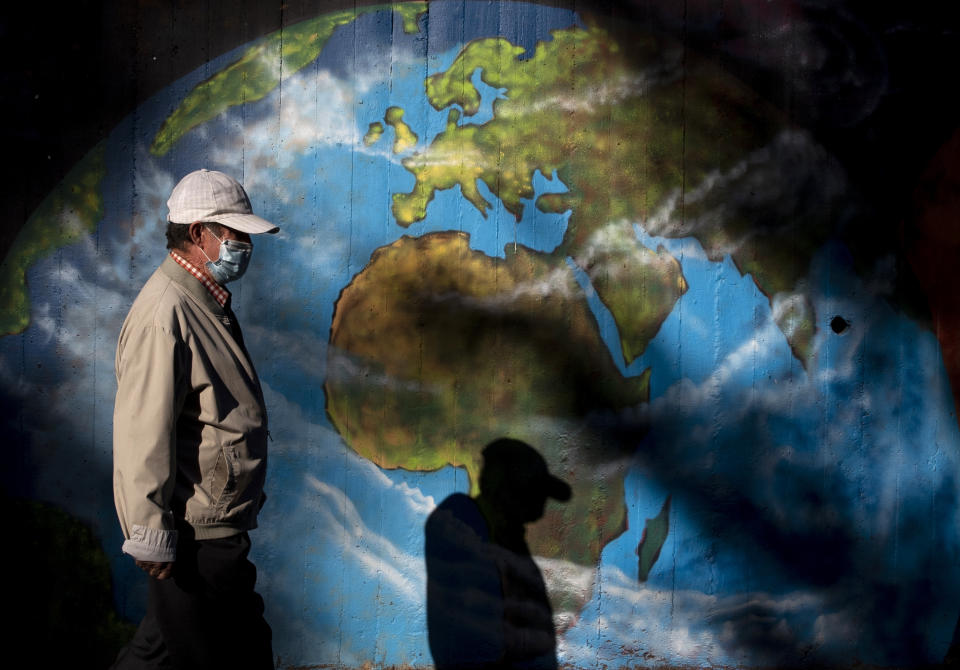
2, 1, 959, 667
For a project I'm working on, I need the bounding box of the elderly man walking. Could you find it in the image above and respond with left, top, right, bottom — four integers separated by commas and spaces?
111, 169, 277, 669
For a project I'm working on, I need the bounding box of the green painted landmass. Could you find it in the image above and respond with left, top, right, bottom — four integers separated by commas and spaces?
384, 106, 418, 154
364, 121, 385, 146
0, 144, 105, 336
393, 23, 824, 364
637, 494, 671, 582
395, 24, 778, 241
391, 108, 493, 225
424, 38, 525, 116
150, 2, 427, 156
326, 232, 649, 567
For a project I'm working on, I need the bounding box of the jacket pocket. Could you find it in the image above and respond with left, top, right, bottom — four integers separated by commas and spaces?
209, 445, 241, 506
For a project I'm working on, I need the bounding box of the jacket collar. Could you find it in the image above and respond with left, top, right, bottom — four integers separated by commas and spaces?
159, 255, 230, 317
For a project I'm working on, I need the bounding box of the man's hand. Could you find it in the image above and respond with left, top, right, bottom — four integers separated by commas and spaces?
135, 559, 174, 580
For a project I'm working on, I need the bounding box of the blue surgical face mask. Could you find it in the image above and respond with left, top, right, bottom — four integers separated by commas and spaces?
201, 226, 252, 284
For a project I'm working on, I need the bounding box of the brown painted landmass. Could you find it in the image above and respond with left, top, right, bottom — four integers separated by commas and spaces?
325, 232, 650, 570
637, 494, 671, 582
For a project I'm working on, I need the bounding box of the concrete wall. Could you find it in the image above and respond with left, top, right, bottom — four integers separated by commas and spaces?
3, 1, 960, 667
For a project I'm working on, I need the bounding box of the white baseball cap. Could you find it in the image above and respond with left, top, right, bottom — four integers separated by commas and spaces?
166, 169, 278, 234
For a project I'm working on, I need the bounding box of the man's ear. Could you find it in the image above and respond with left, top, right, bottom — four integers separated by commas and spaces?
188, 221, 205, 247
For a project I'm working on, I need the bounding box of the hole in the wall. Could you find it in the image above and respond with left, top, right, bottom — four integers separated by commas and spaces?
830, 316, 850, 334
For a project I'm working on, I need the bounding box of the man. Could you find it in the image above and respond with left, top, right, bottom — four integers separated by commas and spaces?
111, 169, 277, 669
425, 438, 571, 670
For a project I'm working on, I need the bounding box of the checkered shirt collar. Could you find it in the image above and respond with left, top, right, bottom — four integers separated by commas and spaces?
169, 250, 230, 307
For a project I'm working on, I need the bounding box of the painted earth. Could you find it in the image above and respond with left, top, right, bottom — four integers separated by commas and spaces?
1, 2, 959, 667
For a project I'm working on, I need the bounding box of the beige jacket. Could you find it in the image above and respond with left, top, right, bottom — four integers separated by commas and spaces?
113, 255, 268, 562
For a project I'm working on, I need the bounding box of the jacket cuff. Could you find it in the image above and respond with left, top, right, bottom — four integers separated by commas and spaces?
122, 525, 178, 562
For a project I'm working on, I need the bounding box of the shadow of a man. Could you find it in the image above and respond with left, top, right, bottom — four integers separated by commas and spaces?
425, 438, 572, 670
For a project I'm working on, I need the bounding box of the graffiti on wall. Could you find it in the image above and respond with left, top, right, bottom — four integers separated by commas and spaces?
2, 1, 960, 667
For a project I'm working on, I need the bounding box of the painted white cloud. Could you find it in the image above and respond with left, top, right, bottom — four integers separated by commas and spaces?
206, 64, 416, 203
250, 381, 442, 665
498, 50, 685, 118
132, 157, 176, 228
261, 381, 438, 521
556, 561, 879, 668
305, 473, 425, 603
